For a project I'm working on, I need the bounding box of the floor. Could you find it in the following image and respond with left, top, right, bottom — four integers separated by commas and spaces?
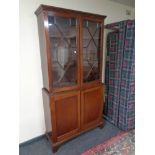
19, 120, 121, 155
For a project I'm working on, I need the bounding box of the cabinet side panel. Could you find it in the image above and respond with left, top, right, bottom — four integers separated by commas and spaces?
42, 90, 52, 133
37, 13, 49, 90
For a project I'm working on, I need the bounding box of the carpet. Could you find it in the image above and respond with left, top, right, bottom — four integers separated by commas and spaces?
81, 129, 135, 155
19, 120, 121, 155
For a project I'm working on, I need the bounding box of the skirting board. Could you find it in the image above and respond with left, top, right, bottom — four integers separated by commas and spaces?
19, 134, 45, 147
19, 116, 105, 147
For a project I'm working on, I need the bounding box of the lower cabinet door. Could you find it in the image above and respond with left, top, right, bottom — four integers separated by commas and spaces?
51, 91, 80, 142
81, 86, 104, 130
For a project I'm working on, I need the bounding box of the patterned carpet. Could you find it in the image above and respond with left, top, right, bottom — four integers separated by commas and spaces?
81, 130, 135, 155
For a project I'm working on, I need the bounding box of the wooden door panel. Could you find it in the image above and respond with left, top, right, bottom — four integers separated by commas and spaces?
81, 86, 104, 129
51, 91, 80, 141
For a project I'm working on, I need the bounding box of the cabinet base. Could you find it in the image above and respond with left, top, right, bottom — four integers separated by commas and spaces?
98, 121, 104, 129
46, 133, 60, 153
46, 121, 104, 153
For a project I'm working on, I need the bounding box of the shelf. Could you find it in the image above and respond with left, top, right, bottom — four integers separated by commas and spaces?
53, 82, 76, 87
83, 38, 99, 40
49, 37, 100, 40
50, 35, 76, 39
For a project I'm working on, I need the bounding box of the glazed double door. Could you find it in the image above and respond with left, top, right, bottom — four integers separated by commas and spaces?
51, 85, 104, 142
47, 13, 103, 91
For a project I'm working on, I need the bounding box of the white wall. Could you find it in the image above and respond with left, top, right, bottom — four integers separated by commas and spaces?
20, 0, 135, 143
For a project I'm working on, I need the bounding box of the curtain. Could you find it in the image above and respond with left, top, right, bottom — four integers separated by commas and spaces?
104, 20, 135, 130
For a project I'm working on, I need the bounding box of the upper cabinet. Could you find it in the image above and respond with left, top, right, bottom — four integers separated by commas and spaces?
35, 5, 106, 92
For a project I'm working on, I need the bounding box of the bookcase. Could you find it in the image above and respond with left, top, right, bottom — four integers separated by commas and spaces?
35, 5, 106, 152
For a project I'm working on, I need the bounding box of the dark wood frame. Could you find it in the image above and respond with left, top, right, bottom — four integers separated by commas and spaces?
35, 5, 106, 152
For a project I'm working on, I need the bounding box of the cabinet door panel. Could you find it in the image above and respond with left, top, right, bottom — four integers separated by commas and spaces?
51, 91, 80, 141
47, 15, 80, 90
81, 19, 103, 84
81, 86, 104, 129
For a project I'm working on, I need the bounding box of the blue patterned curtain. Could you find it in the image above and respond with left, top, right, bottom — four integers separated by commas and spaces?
104, 20, 135, 130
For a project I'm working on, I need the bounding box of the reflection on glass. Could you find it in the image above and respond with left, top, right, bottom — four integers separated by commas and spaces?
83, 20, 101, 83
48, 16, 77, 88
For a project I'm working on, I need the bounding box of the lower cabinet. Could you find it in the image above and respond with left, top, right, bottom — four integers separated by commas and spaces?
43, 85, 104, 152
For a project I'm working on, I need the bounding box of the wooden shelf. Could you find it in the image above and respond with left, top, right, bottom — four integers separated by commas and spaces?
50, 36, 76, 39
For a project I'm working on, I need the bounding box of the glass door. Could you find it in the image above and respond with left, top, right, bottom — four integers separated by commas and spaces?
47, 14, 79, 90
82, 19, 102, 84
